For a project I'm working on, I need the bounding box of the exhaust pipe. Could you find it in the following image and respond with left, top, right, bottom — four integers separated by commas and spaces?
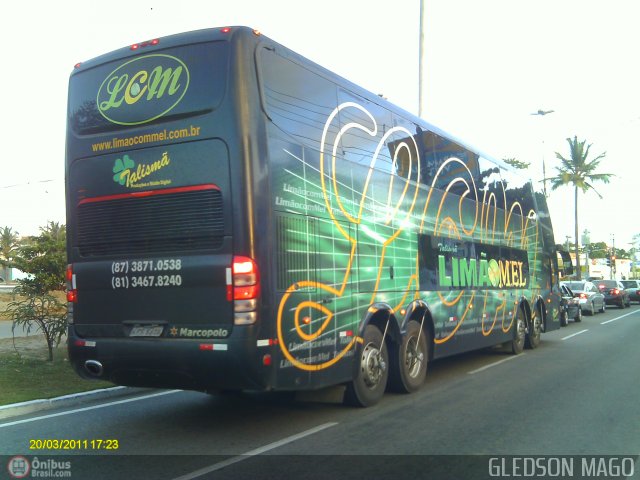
84, 360, 104, 377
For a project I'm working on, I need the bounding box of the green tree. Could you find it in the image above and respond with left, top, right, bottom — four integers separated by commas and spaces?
0, 226, 20, 282
2, 221, 67, 361
4, 287, 66, 361
13, 221, 66, 294
549, 136, 613, 280
586, 241, 609, 259
503, 157, 531, 170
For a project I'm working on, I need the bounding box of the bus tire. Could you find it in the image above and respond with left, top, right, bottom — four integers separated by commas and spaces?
525, 307, 542, 349
344, 324, 389, 407
510, 309, 526, 354
388, 320, 429, 394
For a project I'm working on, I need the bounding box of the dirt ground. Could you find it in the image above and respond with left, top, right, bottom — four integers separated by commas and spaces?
0, 332, 60, 358
0, 291, 67, 357
0, 292, 15, 320
0, 291, 66, 313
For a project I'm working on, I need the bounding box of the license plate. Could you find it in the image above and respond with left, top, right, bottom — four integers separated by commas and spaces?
130, 325, 164, 337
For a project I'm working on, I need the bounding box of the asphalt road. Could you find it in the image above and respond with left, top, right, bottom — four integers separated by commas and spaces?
1, 305, 639, 479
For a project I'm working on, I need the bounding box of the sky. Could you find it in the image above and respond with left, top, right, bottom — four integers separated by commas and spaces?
1, 0, 638, 253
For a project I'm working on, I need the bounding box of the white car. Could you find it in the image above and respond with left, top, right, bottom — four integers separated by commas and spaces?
562, 281, 606, 315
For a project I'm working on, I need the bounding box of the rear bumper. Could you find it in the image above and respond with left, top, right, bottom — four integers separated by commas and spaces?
604, 295, 625, 305
67, 325, 271, 392
566, 304, 580, 318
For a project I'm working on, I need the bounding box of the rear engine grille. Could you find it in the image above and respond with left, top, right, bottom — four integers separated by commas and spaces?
77, 187, 224, 257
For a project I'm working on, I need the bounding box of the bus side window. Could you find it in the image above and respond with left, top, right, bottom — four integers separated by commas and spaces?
500, 167, 536, 218
414, 131, 480, 196
386, 115, 420, 183
336, 89, 395, 174
260, 47, 338, 153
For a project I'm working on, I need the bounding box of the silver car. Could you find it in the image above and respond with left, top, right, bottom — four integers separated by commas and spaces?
562, 281, 606, 315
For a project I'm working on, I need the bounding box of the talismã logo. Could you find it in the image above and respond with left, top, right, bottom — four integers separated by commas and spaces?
97, 54, 190, 125
112, 152, 171, 189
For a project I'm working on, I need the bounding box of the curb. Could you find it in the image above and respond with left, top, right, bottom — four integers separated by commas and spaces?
0, 386, 154, 420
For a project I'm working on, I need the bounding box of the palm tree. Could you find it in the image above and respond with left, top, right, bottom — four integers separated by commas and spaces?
0, 226, 19, 282
549, 136, 612, 280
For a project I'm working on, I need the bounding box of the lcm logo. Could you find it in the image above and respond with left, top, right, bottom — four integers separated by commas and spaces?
96, 54, 190, 125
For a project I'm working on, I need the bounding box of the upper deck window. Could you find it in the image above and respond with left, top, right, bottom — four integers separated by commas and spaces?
68, 41, 228, 134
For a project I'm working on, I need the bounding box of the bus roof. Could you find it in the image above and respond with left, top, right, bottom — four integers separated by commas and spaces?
71, 25, 513, 173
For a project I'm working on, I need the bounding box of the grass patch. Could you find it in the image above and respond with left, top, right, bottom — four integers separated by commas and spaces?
0, 339, 114, 405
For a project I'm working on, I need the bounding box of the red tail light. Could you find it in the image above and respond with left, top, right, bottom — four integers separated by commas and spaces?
231, 256, 260, 300
228, 256, 260, 326
66, 264, 77, 303
612, 289, 619, 295
579, 293, 587, 299
234, 284, 260, 301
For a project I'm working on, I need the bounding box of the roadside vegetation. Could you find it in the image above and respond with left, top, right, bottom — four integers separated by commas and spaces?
2, 222, 68, 361
0, 337, 113, 405
549, 136, 613, 280
0, 221, 114, 405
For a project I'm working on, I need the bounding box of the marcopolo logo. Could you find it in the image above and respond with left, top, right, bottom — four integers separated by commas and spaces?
169, 326, 229, 338
112, 152, 171, 189
419, 235, 530, 291
97, 54, 190, 125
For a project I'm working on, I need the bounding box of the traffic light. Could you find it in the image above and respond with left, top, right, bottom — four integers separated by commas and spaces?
606, 257, 611, 266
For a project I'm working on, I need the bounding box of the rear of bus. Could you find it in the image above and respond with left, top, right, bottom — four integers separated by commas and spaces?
65, 28, 270, 392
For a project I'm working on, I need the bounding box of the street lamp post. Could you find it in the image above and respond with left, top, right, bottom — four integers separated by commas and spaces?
418, 0, 427, 118
582, 229, 590, 279
530, 109, 555, 197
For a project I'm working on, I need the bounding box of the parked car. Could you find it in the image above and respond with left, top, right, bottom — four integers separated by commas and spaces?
563, 281, 606, 315
620, 280, 640, 305
596, 280, 631, 308
559, 283, 582, 325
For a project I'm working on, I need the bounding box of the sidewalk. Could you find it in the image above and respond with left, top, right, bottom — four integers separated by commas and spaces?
0, 386, 154, 420
0, 319, 37, 339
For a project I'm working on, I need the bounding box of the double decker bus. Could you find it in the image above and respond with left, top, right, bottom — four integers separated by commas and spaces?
66, 27, 571, 407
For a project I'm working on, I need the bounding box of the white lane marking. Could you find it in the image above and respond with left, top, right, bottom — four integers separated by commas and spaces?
600, 309, 640, 325
562, 329, 589, 340
0, 390, 180, 428
467, 354, 524, 375
173, 422, 339, 480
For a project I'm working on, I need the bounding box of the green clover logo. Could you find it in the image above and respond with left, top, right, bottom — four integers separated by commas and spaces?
113, 155, 135, 185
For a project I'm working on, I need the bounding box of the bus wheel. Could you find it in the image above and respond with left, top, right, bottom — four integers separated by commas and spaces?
525, 307, 542, 349
388, 320, 429, 393
510, 309, 526, 354
344, 324, 389, 407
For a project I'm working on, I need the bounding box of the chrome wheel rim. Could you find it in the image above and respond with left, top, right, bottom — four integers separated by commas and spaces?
361, 343, 385, 388
404, 336, 424, 379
